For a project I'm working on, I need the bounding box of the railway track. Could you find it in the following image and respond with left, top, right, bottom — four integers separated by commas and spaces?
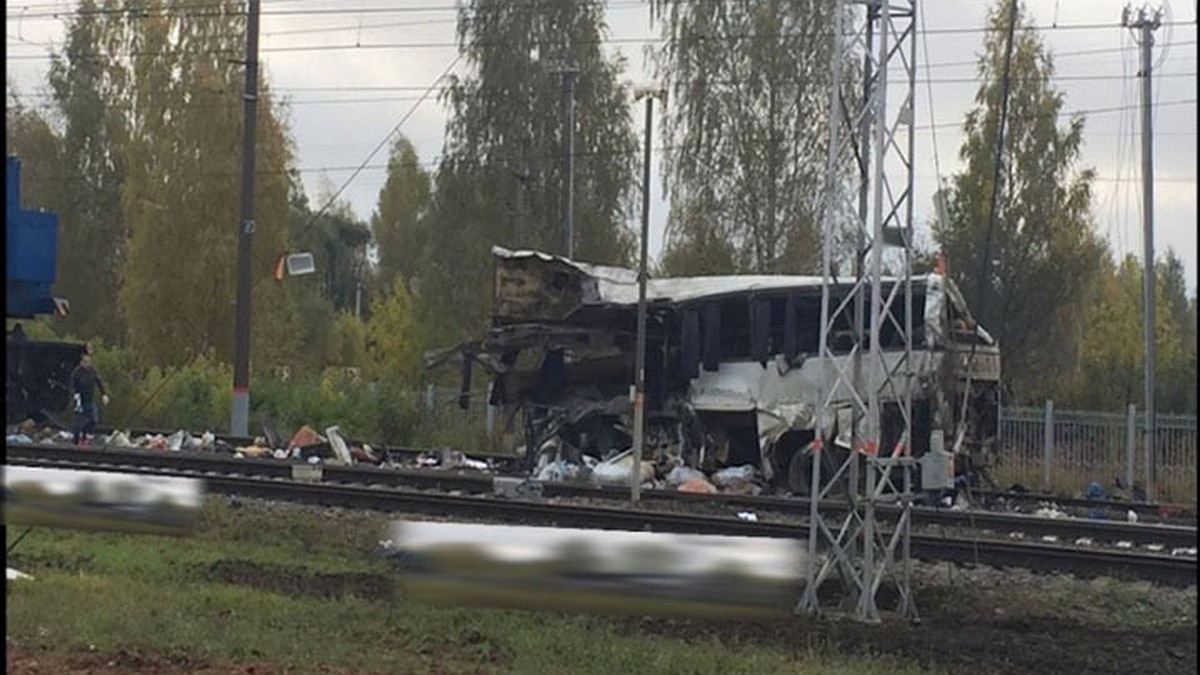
6, 449, 1194, 587
7, 442, 1198, 568
71, 425, 1198, 522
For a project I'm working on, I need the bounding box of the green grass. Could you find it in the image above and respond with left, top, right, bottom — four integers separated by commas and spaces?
6, 499, 937, 675
914, 565, 1197, 632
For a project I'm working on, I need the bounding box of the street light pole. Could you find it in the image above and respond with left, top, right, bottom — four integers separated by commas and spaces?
231, 0, 261, 437
558, 68, 579, 259
631, 88, 663, 504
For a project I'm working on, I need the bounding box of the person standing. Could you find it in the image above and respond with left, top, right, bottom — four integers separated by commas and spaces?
70, 353, 109, 445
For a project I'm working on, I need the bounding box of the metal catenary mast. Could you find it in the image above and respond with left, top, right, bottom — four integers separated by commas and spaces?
799, 0, 925, 623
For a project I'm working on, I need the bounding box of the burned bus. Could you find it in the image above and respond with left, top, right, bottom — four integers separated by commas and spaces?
446, 247, 1000, 495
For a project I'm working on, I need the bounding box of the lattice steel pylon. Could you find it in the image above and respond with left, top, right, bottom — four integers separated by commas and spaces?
797, 0, 920, 623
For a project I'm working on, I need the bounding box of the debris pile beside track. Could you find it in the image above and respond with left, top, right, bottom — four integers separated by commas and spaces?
7, 418, 1195, 527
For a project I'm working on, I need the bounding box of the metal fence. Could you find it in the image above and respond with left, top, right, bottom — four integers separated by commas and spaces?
995, 402, 1197, 504
410, 384, 517, 455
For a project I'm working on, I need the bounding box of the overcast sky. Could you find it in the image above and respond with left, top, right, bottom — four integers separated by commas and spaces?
6, 0, 1197, 293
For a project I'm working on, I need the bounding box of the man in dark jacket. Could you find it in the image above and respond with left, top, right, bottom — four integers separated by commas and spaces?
70, 354, 109, 445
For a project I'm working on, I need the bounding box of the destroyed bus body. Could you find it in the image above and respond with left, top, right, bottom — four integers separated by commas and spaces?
457, 247, 1000, 494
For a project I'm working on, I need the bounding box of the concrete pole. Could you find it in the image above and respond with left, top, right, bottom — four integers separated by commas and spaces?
1042, 399, 1054, 493
231, 0, 261, 437
1123, 4, 1161, 501
631, 93, 655, 504
1125, 403, 1136, 491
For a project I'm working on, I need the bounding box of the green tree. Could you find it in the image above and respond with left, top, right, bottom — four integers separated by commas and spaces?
652, 0, 839, 274
657, 205, 737, 276
1071, 252, 1196, 414
365, 278, 422, 383
113, 0, 295, 368
371, 136, 431, 290
933, 0, 1108, 403
46, 0, 130, 344
420, 0, 639, 344
5, 93, 65, 215
294, 177, 372, 315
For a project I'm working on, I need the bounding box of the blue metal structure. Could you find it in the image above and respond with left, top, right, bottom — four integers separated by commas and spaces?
7, 155, 87, 423
6, 156, 63, 317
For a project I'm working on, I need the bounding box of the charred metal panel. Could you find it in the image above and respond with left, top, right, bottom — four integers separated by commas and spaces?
493, 256, 589, 324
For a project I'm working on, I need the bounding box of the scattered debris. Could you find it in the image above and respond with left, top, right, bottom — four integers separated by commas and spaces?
665, 465, 708, 488
535, 459, 586, 483
288, 425, 325, 450
238, 444, 272, 459
1033, 502, 1068, 519
590, 449, 655, 486
6, 568, 33, 582
324, 426, 353, 466
711, 465, 757, 487
678, 477, 718, 494
166, 430, 190, 452
107, 431, 134, 448
736, 511, 758, 522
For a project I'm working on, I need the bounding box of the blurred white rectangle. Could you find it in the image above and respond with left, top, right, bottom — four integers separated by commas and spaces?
4, 466, 203, 536
382, 520, 806, 617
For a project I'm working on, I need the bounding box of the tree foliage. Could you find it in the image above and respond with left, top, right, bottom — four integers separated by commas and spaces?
371, 136, 431, 290
5, 94, 65, 217
365, 278, 422, 383
105, 0, 294, 368
45, 0, 129, 344
1068, 252, 1197, 414
652, 0, 838, 274
933, 1, 1108, 403
417, 0, 639, 343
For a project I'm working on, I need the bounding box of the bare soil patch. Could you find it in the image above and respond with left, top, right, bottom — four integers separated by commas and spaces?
4, 645, 444, 674
612, 613, 1194, 675
193, 560, 395, 602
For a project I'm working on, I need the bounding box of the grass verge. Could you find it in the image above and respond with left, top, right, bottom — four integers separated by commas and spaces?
6, 498, 933, 675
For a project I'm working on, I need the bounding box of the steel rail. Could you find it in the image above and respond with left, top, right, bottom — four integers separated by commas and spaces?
7, 455, 1193, 586
7, 443, 1197, 550
41, 427, 1199, 519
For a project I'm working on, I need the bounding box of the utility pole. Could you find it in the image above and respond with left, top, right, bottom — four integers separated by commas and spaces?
1123, 4, 1161, 501
231, 0, 261, 437
630, 88, 663, 504
557, 68, 578, 259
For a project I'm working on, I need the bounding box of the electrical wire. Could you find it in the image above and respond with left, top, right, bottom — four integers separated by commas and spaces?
294, 53, 461, 238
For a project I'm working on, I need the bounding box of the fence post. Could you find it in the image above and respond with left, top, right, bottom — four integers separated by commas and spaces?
486, 381, 495, 437
1042, 399, 1054, 493
1125, 404, 1136, 491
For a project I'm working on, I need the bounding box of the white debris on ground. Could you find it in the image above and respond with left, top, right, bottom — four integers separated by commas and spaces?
1033, 502, 1069, 519
6, 415, 770, 495
6, 568, 33, 581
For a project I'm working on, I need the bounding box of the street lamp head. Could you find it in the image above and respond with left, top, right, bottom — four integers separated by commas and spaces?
633, 86, 667, 104
274, 252, 316, 280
